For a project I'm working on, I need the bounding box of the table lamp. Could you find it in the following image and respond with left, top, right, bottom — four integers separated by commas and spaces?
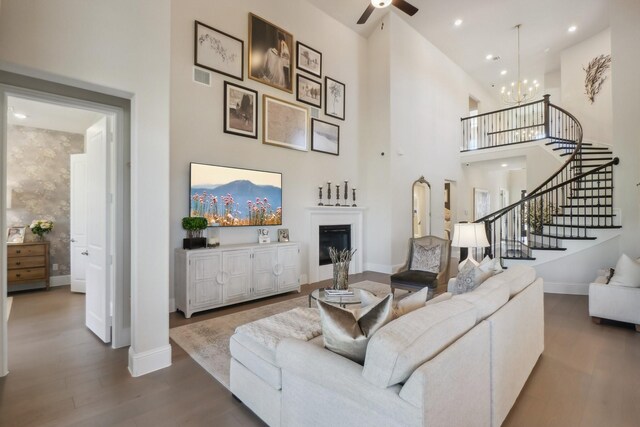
452, 222, 490, 269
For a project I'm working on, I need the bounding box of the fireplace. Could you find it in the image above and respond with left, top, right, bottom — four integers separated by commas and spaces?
319, 224, 351, 266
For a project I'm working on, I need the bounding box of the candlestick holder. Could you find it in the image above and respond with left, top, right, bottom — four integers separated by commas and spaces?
317, 186, 324, 206
352, 188, 357, 207
335, 184, 341, 206
343, 181, 349, 206
326, 182, 332, 206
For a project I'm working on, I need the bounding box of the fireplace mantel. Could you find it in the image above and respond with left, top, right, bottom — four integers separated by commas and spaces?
305, 206, 366, 283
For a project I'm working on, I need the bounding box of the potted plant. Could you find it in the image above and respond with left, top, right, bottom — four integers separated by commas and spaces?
182, 217, 208, 250
30, 219, 54, 241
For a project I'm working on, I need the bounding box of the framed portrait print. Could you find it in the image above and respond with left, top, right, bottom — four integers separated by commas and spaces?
277, 228, 290, 242
263, 95, 308, 151
296, 74, 322, 108
311, 119, 339, 156
224, 82, 258, 139
194, 21, 244, 80
296, 42, 322, 78
325, 76, 345, 121
7, 226, 26, 244
249, 13, 294, 93
474, 188, 491, 221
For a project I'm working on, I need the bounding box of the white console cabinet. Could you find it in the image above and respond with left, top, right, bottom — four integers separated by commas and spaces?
175, 242, 300, 318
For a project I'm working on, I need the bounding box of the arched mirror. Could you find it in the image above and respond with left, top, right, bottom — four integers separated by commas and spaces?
412, 176, 431, 238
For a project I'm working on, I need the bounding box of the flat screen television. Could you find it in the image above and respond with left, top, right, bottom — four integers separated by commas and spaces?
190, 162, 282, 227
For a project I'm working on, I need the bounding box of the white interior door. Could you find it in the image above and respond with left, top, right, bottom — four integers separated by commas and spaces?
70, 154, 88, 293
85, 117, 111, 343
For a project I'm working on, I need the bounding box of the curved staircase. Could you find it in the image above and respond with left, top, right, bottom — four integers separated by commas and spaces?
461, 95, 620, 265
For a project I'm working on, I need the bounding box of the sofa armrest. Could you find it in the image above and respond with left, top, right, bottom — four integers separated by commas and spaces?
447, 277, 457, 293
589, 283, 640, 325
276, 339, 420, 426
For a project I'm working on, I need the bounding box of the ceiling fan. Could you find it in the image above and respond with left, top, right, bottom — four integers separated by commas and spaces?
357, 0, 419, 25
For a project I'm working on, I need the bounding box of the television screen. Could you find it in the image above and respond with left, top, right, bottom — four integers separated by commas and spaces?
190, 163, 282, 227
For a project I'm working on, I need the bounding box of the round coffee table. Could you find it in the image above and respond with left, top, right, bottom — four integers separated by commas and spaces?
308, 288, 364, 308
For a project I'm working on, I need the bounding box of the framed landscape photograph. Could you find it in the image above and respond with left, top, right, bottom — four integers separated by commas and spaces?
263, 95, 308, 151
249, 13, 294, 93
224, 82, 258, 139
194, 21, 244, 80
474, 188, 491, 221
296, 74, 322, 108
296, 42, 322, 78
325, 76, 345, 121
311, 119, 339, 156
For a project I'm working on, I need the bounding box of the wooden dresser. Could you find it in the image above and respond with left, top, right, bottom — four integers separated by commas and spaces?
7, 242, 50, 290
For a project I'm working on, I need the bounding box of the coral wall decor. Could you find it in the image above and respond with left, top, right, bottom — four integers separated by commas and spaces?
584, 54, 611, 104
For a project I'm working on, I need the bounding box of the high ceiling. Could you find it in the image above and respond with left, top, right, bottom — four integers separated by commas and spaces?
7, 97, 104, 134
308, 0, 610, 93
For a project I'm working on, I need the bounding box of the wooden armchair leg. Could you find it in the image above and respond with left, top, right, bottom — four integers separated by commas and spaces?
591, 317, 602, 325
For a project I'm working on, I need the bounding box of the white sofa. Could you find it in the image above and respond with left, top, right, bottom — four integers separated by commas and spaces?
589, 271, 640, 330
230, 265, 544, 427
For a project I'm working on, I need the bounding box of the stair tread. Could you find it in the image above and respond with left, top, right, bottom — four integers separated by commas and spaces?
502, 256, 537, 261
553, 213, 615, 217
542, 223, 621, 229
571, 186, 614, 190
529, 232, 597, 240
561, 205, 613, 209
527, 245, 567, 251
568, 195, 612, 199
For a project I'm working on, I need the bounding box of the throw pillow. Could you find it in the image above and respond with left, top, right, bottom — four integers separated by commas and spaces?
606, 268, 615, 284
410, 243, 441, 273
317, 294, 394, 364
452, 261, 493, 295
608, 254, 640, 288
360, 288, 452, 318
479, 255, 504, 275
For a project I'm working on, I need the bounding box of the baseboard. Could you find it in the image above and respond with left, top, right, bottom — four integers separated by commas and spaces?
544, 281, 589, 295
169, 298, 176, 313
364, 263, 393, 274
299, 274, 308, 285
128, 344, 172, 377
50, 275, 71, 287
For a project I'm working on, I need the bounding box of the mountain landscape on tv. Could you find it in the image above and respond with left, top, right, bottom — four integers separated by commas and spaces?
191, 179, 282, 226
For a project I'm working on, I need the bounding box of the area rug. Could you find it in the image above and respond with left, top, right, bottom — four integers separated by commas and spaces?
169, 281, 398, 389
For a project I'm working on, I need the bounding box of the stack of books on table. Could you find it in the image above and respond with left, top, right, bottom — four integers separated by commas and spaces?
325, 289, 354, 297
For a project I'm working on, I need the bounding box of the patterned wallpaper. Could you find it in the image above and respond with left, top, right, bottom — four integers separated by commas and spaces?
7, 125, 84, 277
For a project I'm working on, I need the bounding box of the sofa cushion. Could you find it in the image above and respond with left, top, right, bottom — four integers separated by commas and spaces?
609, 254, 640, 288
360, 288, 452, 318
362, 299, 477, 388
318, 294, 394, 364
484, 264, 536, 297
451, 261, 493, 295
453, 280, 510, 322
479, 255, 504, 275
390, 269, 438, 288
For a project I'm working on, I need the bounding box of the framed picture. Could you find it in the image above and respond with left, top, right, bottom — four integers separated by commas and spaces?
325, 77, 345, 121
249, 13, 294, 93
263, 95, 308, 151
224, 82, 258, 139
7, 226, 26, 244
296, 42, 322, 78
311, 119, 339, 156
444, 182, 451, 210
278, 228, 290, 242
474, 188, 491, 221
296, 74, 322, 108
194, 21, 244, 81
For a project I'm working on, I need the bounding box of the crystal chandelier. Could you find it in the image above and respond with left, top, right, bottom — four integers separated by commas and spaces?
501, 24, 540, 105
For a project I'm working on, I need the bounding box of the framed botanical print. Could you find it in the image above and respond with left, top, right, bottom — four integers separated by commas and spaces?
296, 74, 322, 108
263, 95, 308, 151
194, 21, 244, 80
474, 188, 491, 221
249, 13, 294, 93
325, 76, 345, 121
224, 82, 258, 139
296, 42, 322, 78
311, 119, 339, 156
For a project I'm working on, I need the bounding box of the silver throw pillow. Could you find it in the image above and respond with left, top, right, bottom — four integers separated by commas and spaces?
411, 243, 441, 273
317, 294, 394, 364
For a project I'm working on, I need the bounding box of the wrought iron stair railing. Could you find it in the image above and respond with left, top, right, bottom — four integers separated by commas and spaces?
461, 95, 620, 263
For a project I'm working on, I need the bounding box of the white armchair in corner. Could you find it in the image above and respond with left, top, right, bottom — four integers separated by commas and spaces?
589, 268, 640, 332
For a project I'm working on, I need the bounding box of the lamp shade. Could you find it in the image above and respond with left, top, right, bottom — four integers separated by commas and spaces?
452, 223, 490, 248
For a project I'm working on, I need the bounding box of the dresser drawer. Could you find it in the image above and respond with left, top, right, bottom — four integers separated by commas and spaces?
8, 256, 46, 269
8, 244, 46, 258
8, 268, 46, 282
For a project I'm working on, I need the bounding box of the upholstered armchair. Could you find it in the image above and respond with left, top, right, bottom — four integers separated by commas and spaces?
390, 236, 452, 298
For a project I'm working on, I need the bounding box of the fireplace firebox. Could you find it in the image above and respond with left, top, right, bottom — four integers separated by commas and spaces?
319, 224, 351, 266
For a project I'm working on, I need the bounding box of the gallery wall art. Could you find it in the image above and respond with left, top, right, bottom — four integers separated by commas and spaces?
249, 13, 294, 93
263, 95, 308, 151
195, 21, 244, 80
224, 81, 258, 139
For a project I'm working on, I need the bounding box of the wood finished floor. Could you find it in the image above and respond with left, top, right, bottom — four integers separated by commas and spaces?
1, 274, 639, 427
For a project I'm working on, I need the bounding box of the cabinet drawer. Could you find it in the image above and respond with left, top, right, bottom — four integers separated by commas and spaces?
8, 256, 46, 269
8, 244, 46, 258
8, 268, 46, 282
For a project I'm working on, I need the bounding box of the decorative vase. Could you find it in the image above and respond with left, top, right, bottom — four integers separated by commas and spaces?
34, 234, 44, 242
332, 261, 350, 290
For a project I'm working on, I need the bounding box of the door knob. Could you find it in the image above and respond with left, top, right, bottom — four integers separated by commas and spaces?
70, 238, 76, 243
81, 250, 89, 256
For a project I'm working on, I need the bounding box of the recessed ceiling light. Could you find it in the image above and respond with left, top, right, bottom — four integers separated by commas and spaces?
568, 25, 577, 33
500, 70, 507, 75
501, 163, 508, 167
454, 19, 463, 26
13, 112, 27, 119
486, 54, 493, 60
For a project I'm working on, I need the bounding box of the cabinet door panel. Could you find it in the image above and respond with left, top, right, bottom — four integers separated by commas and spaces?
278, 245, 300, 291
253, 247, 277, 295
223, 250, 251, 302
190, 253, 223, 307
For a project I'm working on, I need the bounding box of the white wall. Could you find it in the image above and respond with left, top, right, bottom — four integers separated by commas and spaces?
0, 0, 171, 376
561, 29, 612, 146
170, 0, 367, 302
544, 70, 561, 104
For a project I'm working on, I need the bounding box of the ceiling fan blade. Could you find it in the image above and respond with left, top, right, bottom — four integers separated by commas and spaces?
357, 4, 376, 24
392, 0, 419, 16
